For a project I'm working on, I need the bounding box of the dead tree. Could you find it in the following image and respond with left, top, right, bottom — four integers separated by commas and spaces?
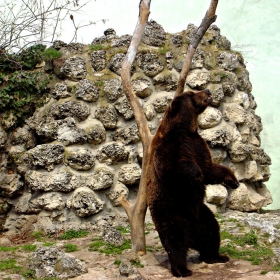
120, 0, 219, 255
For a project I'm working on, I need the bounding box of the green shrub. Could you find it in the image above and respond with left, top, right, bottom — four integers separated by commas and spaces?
0, 44, 50, 128
0, 44, 46, 72
42, 48, 62, 62
0, 70, 49, 127
244, 230, 258, 245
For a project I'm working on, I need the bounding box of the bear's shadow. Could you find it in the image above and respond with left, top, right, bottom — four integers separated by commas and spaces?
155, 250, 201, 270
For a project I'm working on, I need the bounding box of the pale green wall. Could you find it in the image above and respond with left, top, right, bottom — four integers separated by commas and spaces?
213, 1, 280, 210
65, 0, 280, 209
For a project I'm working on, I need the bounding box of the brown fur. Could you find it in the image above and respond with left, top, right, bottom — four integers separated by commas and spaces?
146, 90, 239, 277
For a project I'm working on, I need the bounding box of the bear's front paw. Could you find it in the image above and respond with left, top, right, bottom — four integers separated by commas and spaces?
224, 176, 239, 189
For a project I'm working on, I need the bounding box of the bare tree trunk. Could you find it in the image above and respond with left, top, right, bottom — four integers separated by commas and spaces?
121, 0, 219, 255
120, 0, 152, 255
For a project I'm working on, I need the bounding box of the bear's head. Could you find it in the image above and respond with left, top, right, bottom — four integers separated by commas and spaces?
169, 90, 212, 116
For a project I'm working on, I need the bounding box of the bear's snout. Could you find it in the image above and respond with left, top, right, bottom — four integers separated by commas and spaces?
205, 89, 212, 103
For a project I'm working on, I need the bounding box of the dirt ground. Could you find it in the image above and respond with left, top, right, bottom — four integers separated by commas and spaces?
1, 232, 279, 280
1, 210, 280, 280
70, 229, 280, 280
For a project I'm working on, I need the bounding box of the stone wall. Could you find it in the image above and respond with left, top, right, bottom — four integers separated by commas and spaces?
0, 21, 272, 235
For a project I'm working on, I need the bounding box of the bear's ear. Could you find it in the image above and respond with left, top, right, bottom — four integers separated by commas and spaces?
169, 95, 182, 115
169, 92, 191, 115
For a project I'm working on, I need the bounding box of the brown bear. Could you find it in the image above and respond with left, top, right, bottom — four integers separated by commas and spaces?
146, 89, 239, 277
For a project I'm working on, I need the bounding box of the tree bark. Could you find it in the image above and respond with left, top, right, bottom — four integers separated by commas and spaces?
120, 0, 219, 255
175, 0, 219, 96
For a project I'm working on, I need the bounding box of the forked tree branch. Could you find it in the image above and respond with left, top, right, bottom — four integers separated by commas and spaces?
120, 0, 219, 256
175, 0, 219, 96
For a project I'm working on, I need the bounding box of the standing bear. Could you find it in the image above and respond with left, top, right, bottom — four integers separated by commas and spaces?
146, 89, 239, 277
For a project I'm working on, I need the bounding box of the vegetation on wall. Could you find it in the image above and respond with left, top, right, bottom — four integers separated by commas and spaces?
0, 44, 46, 71
0, 44, 60, 128
42, 48, 62, 62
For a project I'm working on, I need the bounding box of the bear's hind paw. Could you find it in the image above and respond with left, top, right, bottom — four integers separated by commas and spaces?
200, 254, 229, 264
171, 266, 192, 277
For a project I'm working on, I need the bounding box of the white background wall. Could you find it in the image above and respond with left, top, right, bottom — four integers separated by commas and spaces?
9, 0, 280, 209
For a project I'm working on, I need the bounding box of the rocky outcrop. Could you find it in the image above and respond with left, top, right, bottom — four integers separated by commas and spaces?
0, 23, 272, 234
29, 246, 87, 279
66, 187, 105, 217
